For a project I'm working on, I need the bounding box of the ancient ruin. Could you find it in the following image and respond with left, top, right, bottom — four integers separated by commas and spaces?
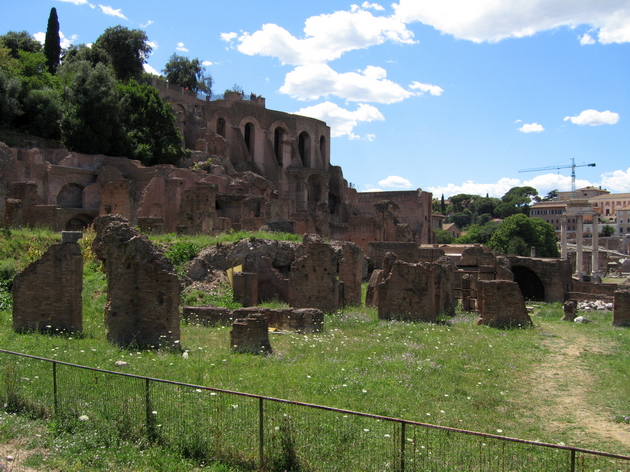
612, 280, 630, 327
477, 280, 533, 328
561, 300, 578, 322
92, 215, 180, 347
230, 313, 272, 354
12, 231, 83, 333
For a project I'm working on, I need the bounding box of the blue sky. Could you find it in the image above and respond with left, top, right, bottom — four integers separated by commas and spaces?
3, 0, 629, 198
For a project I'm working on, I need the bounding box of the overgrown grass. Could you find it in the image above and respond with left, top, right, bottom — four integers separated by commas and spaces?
1, 229, 629, 470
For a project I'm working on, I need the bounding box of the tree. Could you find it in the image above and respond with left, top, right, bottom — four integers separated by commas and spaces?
117, 80, 188, 166
495, 186, 539, 218
60, 61, 125, 154
601, 225, 615, 237
44, 7, 61, 74
433, 228, 454, 244
0, 68, 22, 125
94, 26, 151, 82
488, 213, 559, 257
162, 54, 212, 95
0, 31, 41, 59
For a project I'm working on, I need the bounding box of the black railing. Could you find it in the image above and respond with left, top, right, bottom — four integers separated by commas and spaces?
1, 349, 629, 471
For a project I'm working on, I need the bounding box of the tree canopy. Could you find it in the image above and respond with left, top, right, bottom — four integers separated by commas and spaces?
0, 31, 42, 59
94, 26, 151, 82
162, 53, 212, 95
488, 213, 559, 257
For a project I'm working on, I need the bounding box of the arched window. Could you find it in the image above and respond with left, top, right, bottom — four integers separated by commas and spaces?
216, 118, 226, 138
244, 122, 254, 153
319, 135, 326, 163
298, 131, 311, 168
274, 127, 285, 166
57, 183, 84, 208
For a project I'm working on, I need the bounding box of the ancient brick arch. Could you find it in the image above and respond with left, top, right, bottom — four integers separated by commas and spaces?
298, 131, 311, 168
65, 214, 93, 231
512, 265, 545, 301
57, 183, 84, 208
239, 116, 263, 168
507, 256, 572, 303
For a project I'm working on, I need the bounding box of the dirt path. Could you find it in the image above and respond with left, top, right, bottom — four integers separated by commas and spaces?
528, 325, 630, 453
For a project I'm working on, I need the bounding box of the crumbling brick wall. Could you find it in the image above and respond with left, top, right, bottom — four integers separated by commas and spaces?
230, 313, 272, 354
92, 215, 180, 348
337, 241, 364, 306
12, 236, 83, 333
612, 281, 630, 327
477, 280, 533, 328
289, 234, 340, 312
377, 256, 456, 322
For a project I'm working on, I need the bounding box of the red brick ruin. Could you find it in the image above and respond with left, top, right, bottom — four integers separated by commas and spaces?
92, 215, 181, 347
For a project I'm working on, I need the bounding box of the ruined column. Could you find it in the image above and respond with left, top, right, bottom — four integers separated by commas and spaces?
230, 313, 272, 354
612, 282, 630, 327
92, 215, 180, 348
560, 216, 568, 259
477, 280, 532, 328
233, 272, 258, 307
575, 215, 583, 278
591, 216, 600, 282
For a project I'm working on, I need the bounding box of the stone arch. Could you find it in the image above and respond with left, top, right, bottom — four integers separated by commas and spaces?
57, 183, 84, 208
216, 117, 226, 138
274, 126, 286, 166
298, 131, 311, 168
174, 103, 186, 123
65, 214, 93, 231
512, 265, 545, 301
244, 122, 255, 153
319, 135, 326, 163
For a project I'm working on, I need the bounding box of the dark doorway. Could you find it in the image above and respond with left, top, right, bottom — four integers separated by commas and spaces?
512, 266, 545, 301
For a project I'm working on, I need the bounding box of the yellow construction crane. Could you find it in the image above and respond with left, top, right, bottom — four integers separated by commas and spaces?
518, 158, 596, 198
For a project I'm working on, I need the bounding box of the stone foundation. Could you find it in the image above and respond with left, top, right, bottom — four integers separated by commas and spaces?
477, 280, 532, 328
230, 313, 272, 354
612, 283, 630, 327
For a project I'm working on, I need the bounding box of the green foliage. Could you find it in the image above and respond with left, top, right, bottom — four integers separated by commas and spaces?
0, 68, 22, 125
22, 87, 62, 139
0, 31, 42, 59
488, 213, 559, 257
117, 80, 188, 165
59, 61, 126, 155
162, 53, 212, 94
165, 241, 200, 266
455, 219, 500, 244
495, 186, 539, 218
433, 228, 454, 244
601, 225, 615, 237
44, 7, 61, 74
94, 26, 151, 82
181, 286, 242, 310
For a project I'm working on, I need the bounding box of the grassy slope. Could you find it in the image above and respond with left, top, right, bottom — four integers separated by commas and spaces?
0, 229, 629, 469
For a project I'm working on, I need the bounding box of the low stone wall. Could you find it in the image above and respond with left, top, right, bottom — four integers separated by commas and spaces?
612, 283, 630, 327
183, 306, 323, 333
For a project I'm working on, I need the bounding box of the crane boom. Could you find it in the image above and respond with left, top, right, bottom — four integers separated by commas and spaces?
518, 158, 596, 198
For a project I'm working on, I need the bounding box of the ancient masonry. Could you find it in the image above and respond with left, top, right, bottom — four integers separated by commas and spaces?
92, 215, 181, 347
230, 313, 272, 354
12, 231, 83, 333
0, 80, 434, 248
477, 280, 533, 328
612, 280, 630, 327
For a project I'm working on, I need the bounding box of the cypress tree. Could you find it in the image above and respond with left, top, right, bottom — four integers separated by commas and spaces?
44, 7, 61, 74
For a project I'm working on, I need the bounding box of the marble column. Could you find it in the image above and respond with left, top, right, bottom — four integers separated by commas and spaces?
591, 216, 600, 282
575, 215, 583, 278
560, 216, 568, 259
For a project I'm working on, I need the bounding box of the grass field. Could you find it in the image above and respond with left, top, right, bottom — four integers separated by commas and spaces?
0, 229, 629, 470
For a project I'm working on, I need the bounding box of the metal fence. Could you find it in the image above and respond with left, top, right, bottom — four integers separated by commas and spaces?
1, 349, 629, 471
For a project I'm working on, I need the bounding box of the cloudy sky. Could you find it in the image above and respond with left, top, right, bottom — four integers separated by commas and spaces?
3, 0, 629, 198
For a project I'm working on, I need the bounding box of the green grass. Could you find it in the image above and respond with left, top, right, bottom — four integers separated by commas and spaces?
1, 229, 630, 470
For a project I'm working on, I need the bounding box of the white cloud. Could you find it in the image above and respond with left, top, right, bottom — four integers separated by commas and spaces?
428, 178, 522, 198
293, 101, 384, 139
56, 0, 91, 4
34, 31, 78, 49
141, 20, 154, 28
229, 7, 414, 66
98, 5, 127, 19
147, 41, 158, 50
580, 33, 596, 45
202, 60, 214, 66
392, 0, 630, 44
220, 32, 238, 42
363, 185, 384, 191
601, 168, 630, 192
280, 64, 416, 103
379, 175, 413, 189
518, 122, 544, 133
564, 109, 620, 126
176, 42, 189, 52
143, 63, 161, 76
360, 2, 385, 11
409, 81, 444, 96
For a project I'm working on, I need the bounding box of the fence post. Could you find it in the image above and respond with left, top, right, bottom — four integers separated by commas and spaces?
52, 362, 58, 417
570, 449, 576, 472
400, 422, 405, 472
145, 378, 156, 442
259, 397, 264, 467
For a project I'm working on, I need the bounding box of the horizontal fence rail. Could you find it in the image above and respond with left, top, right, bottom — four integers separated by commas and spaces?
1, 349, 629, 471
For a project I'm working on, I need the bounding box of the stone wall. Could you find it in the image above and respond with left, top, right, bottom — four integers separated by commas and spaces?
289, 234, 340, 312
612, 281, 630, 327
477, 280, 532, 328
230, 313, 272, 354
92, 215, 180, 348
12, 237, 83, 333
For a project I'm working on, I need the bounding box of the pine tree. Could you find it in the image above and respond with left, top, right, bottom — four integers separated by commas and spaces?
44, 7, 61, 74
